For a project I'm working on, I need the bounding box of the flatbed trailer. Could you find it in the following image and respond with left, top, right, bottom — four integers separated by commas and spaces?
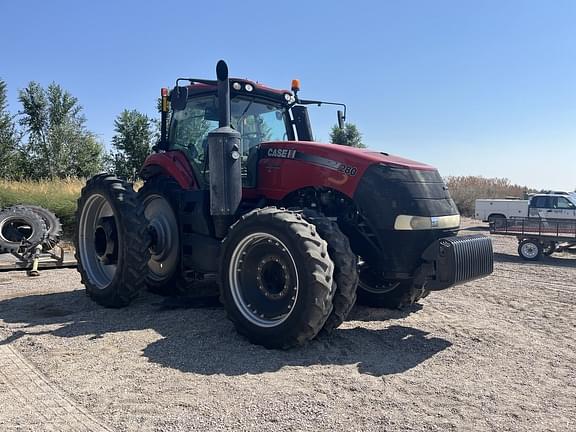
490, 217, 576, 260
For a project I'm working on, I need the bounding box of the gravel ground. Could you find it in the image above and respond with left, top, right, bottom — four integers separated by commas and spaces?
0, 222, 575, 431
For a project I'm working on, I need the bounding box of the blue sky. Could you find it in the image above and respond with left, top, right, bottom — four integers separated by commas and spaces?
1, 0, 574, 190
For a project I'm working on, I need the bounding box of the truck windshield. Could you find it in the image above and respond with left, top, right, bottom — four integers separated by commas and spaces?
169, 95, 287, 168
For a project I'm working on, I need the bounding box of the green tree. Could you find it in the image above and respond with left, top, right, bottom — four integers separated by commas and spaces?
109, 110, 154, 180
0, 79, 22, 179
18, 82, 103, 179
329, 123, 365, 148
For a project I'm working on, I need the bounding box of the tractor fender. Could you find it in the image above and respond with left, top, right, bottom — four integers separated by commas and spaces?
140, 151, 198, 190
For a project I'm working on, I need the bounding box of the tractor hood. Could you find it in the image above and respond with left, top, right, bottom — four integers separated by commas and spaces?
260, 141, 435, 172
258, 141, 446, 199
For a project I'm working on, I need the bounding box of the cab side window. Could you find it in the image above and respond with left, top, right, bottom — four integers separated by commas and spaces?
531, 196, 549, 208
556, 197, 576, 209
169, 95, 219, 169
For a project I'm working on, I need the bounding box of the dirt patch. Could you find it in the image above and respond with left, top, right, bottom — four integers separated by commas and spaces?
0, 222, 574, 431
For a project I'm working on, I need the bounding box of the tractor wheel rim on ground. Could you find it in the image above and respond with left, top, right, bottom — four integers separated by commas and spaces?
229, 232, 298, 328
143, 194, 179, 281
78, 194, 117, 289
0, 218, 34, 245
521, 242, 539, 259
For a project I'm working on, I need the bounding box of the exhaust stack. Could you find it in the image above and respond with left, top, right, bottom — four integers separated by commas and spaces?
208, 60, 242, 238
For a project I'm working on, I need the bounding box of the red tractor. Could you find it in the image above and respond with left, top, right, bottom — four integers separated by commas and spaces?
75, 61, 493, 349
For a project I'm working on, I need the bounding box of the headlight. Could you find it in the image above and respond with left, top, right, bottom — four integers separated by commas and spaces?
394, 214, 460, 230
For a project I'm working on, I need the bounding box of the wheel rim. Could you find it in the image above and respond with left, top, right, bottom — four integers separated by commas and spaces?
78, 194, 118, 289
520, 242, 539, 259
358, 262, 399, 294
143, 194, 179, 282
0, 217, 34, 245
229, 232, 298, 327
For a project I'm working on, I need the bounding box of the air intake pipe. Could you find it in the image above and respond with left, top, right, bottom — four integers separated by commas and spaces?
208, 60, 242, 238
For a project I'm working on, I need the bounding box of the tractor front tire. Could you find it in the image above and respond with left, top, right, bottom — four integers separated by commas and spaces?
303, 209, 358, 332
357, 264, 426, 309
220, 207, 334, 349
75, 174, 150, 308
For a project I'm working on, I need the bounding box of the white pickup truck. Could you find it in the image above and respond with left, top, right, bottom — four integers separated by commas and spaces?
475, 193, 576, 222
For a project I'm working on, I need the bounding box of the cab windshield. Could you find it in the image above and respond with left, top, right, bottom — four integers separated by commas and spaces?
169, 95, 288, 170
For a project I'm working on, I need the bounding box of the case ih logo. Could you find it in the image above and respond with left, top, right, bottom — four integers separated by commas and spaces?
267, 148, 296, 159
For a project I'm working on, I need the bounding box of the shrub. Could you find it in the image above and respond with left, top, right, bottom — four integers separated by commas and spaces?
445, 176, 531, 217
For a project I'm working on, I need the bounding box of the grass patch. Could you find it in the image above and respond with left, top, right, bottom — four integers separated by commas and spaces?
0, 179, 85, 239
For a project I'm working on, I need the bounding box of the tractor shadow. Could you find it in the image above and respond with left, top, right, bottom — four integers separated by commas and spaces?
0, 288, 451, 377
494, 252, 576, 268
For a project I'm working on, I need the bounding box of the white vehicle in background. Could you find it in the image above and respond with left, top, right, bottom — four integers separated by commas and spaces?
475, 193, 576, 223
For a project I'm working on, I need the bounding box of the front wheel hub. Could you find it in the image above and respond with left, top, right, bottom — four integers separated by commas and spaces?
230, 233, 298, 327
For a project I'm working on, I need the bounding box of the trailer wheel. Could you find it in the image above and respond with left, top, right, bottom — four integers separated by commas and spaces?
518, 239, 542, 261
303, 209, 358, 332
542, 242, 556, 256
139, 176, 182, 294
0, 207, 46, 253
220, 207, 334, 349
75, 174, 150, 308
356, 263, 425, 309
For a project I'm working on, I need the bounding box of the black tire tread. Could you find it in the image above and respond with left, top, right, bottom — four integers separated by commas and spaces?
518, 239, 542, 261
0, 207, 47, 253
12, 204, 63, 249
357, 266, 427, 309
220, 206, 335, 349
74, 174, 149, 308
303, 209, 358, 332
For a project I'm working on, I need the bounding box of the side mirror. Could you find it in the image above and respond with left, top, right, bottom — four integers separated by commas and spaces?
170, 86, 188, 111
337, 110, 345, 129
292, 105, 314, 141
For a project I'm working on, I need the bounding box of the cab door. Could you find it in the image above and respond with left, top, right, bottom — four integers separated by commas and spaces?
528, 196, 551, 218
554, 196, 576, 220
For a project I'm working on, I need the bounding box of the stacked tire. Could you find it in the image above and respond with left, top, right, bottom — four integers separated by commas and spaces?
0, 205, 61, 253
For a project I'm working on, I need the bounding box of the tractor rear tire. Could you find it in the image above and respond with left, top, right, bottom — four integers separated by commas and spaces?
12, 205, 62, 250
75, 174, 150, 308
303, 209, 358, 332
357, 264, 426, 309
138, 176, 182, 295
220, 207, 335, 349
0, 207, 46, 253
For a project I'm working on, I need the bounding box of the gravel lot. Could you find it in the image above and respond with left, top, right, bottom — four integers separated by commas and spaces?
0, 222, 575, 431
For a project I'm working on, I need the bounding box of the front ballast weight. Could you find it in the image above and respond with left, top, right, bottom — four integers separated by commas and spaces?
418, 234, 494, 290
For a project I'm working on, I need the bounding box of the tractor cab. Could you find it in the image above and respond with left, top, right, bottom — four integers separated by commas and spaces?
160, 80, 285, 185
156, 77, 343, 188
